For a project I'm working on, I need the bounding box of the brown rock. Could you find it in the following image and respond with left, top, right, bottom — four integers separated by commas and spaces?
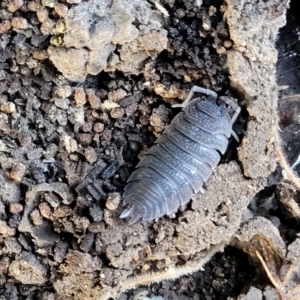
10, 163, 26, 182
54, 205, 72, 218
82, 122, 92, 132
9, 251, 48, 284
40, 18, 55, 35
11, 17, 28, 29
93, 122, 104, 133
74, 88, 86, 107
106, 193, 121, 211
54, 85, 72, 98
48, 47, 89, 82
7, 0, 24, 12
108, 88, 127, 102
1, 102, 16, 113
30, 209, 43, 226
54, 3, 68, 17
84, 147, 97, 163
9, 203, 23, 214
0, 220, 15, 237
110, 107, 124, 119
154, 83, 182, 99
223, 40, 233, 48
87, 89, 101, 109
39, 202, 52, 219
37, 8, 48, 23
32, 50, 48, 60
28, 1, 42, 11
0, 20, 11, 33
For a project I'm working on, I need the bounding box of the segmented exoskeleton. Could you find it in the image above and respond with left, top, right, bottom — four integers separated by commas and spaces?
120, 86, 240, 224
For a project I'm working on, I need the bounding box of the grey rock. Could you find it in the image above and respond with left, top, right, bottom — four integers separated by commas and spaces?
49, 0, 167, 81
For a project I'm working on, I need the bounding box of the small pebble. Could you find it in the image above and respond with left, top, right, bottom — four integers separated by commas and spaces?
94, 122, 104, 133
9, 203, 23, 214
30, 209, 43, 226
108, 89, 127, 102
11, 17, 28, 29
28, 1, 42, 11
89, 205, 103, 222
54, 3, 68, 17
0, 220, 15, 237
74, 88, 87, 107
32, 50, 49, 60
223, 40, 233, 48
55, 85, 72, 98
110, 107, 124, 119
0, 20, 11, 33
4, 237, 22, 254
1, 102, 16, 113
202, 19, 211, 31
7, 0, 24, 12
0, 257, 10, 274
41, 0, 56, 8
154, 83, 181, 98
66, 0, 82, 4
40, 18, 55, 35
37, 8, 49, 23
84, 146, 97, 163
54, 241, 68, 263
54, 205, 72, 218
82, 122, 93, 132
39, 202, 52, 219
87, 89, 101, 109
106, 193, 121, 211
10, 163, 26, 182
45, 193, 60, 208
216, 46, 226, 54
76, 133, 93, 145
54, 97, 69, 109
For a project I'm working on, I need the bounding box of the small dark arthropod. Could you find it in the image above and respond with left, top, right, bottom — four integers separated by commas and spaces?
120, 86, 240, 224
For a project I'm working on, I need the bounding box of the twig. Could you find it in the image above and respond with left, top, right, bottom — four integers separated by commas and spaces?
255, 251, 288, 300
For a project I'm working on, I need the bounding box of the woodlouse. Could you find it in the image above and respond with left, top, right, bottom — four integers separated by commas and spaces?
120, 86, 240, 224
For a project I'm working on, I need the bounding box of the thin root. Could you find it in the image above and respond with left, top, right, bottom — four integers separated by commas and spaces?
256, 250, 300, 300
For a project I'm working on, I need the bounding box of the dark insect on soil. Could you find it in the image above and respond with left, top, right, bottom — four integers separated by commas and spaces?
120, 86, 240, 224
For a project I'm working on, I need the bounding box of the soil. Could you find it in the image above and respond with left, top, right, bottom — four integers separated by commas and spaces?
0, 0, 299, 300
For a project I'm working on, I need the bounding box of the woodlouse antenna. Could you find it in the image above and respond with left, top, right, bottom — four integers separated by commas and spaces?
172, 85, 218, 108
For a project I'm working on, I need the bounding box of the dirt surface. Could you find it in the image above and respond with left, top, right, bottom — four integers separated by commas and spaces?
0, 0, 300, 299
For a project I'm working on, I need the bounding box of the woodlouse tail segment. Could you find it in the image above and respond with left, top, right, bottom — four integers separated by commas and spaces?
120, 206, 133, 219
120, 205, 145, 225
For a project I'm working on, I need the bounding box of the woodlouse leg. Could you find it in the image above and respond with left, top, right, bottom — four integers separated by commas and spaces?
218, 96, 241, 126
218, 96, 241, 142
172, 85, 218, 108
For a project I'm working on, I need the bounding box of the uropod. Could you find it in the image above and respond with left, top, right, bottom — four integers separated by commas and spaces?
120, 86, 241, 224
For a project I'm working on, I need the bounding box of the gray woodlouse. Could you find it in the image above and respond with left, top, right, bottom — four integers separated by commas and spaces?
120, 86, 241, 224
